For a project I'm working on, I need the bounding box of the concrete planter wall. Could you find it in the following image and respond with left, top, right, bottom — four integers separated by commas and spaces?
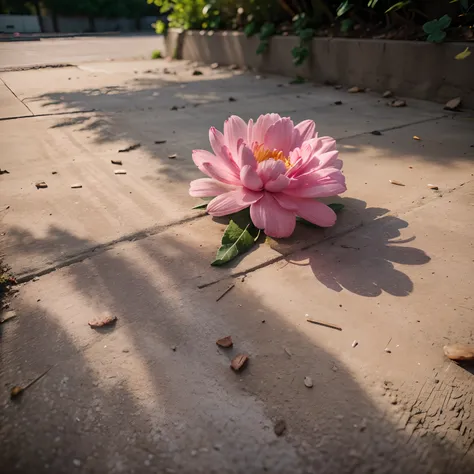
166, 29, 474, 108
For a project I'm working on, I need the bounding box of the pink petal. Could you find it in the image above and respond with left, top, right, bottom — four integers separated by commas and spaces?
295, 199, 337, 227
189, 178, 234, 197
292, 120, 316, 149
239, 144, 257, 169
209, 127, 226, 157
283, 181, 346, 199
251, 113, 282, 144
284, 167, 346, 198
202, 161, 241, 185
224, 115, 248, 158
257, 159, 287, 183
314, 150, 339, 170
247, 119, 254, 144
265, 174, 290, 192
250, 192, 296, 238
264, 118, 294, 156
272, 193, 300, 211
315, 136, 337, 154
207, 188, 263, 217
240, 165, 263, 191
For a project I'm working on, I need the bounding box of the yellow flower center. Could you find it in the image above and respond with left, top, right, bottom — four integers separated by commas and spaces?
252, 143, 291, 169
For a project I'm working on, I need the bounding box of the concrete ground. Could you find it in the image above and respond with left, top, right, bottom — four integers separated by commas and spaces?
0, 34, 163, 69
1, 38, 474, 474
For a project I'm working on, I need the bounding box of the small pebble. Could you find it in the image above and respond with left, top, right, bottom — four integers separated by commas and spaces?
71, 184, 82, 188
274, 419, 286, 436
114, 170, 127, 175
352, 340, 358, 348
389, 179, 405, 186
384, 348, 392, 353
35, 181, 48, 189
427, 184, 439, 190
73, 459, 81, 467
168, 154, 177, 160
304, 376, 313, 388
383, 90, 393, 98
171, 345, 177, 352
371, 130, 382, 136
334, 100, 343, 105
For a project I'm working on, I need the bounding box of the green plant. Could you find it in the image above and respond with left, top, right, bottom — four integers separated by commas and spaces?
151, 49, 162, 59
256, 22, 276, 55
291, 13, 315, 66
423, 14, 452, 43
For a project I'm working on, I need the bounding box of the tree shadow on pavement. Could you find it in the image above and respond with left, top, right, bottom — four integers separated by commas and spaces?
1, 224, 472, 474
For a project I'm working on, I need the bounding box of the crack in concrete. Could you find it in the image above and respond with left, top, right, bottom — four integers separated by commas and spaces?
0, 77, 34, 116
14, 178, 471, 287
0, 109, 96, 122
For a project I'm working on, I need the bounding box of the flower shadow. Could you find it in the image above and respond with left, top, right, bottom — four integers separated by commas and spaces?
284, 198, 431, 297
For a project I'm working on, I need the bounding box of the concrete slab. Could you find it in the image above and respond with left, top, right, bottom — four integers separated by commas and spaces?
1, 109, 471, 279
1, 183, 473, 474
0, 82, 31, 118
1, 55, 474, 474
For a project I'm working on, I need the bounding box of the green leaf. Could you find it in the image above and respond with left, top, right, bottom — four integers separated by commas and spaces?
192, 203, 208, 210
256, 39, 269, 55
211, 221, 256, 266
423, 19, 439, 34
437, 14, 452, 30
385, 1, 411, 13
289, 75, 306, 84
328, 203, 345, 213
367, 0, 379, 7
298, 28, 315, 41
337, 1, 353, 17
244, 22, 258, 37
259, 22, 276, 40
340, 18, 354, 33
455, 47, 471, 60
427, 30, 447, 43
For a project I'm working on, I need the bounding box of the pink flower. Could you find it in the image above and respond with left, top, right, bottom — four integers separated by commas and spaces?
189, 114, 346, 238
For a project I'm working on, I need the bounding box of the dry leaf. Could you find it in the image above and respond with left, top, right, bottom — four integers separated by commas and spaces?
216, 336, 233, 348
0, 310, 17, 324
388, 99, 406, 108
10, 386, 23, 399
443, 344, 474, 361
230, 354, 248, 371
444, 97, 462, 111
118, 143, 141, 153
389, 180, 405, 186
88, 314, 117, 328
455, 47, 471, 60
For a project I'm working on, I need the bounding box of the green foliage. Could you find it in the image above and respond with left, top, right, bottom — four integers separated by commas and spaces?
255, 22, 276, 55
385, 1, 411, 13
244, 21, 258, 37
151, 49, 162, 59
337, 1, 353, 17
340, 18, 354, 32
211, 220, 257, 266
423, 14, 452, 43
